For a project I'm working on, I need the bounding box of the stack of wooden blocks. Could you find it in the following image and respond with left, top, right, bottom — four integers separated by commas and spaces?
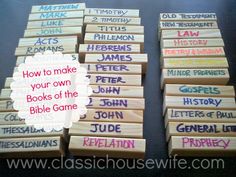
0, 3, 86, 158
160, 13, 236, 156
69, 8, 147, 158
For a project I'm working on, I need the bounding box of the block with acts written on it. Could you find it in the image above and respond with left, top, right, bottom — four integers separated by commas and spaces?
86, 25, 144, 34
84, 16, 141, 25
160, 13, 217, 21
85, 8, 139, 17
69, 136, 145, 158
0, 136, 64, 158
169, 136, 236, 156
69, 122, 143, 138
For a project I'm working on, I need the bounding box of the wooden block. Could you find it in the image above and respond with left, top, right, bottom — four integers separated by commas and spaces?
164, 84, 235, 97
163, 96, 236, 115
0, 136, 64, 158
15, 44, 76, 56
86, 24, 144, 34
0, 124, 63, 138
0, 100, 14, 111
169, 136, 236, 156
84, 16, 141, 25
18, 36, 77, 47
27, 19, 83, 29
167, 122, 236, 141
24, 26, 82, 38
161, 69, 229, 88
85, 53, 148, 73
69, 122, 143, 138
161, 29, 221, 39
16, 53, 79, 66
0, 112, 24, 125
162, 57, 229, 69
69, 136, 145, 158
160, 13, 217, 21
29, 11, 84, 21
161, 38, 224, 48
165, 109, 236, 127
85, 8, 139, 17
31, 3, 86, 13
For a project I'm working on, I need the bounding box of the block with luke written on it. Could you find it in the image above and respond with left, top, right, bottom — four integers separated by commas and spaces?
169, 136, 236, 156
161, 69, 229, 88
160, 13, 217, 21
0, 136, 64, 158
69, 136, 145, 158
166, 122, 236, 141
84, 16, 141, 26
163, 96, 236, 115
69, 122, 143, 138
85, 8, 139, 17
86, 25, 144, 34
164, 84, 235, 97
165, 109, 236, 127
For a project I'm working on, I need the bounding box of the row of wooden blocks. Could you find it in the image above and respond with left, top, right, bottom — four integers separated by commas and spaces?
160, 13, 236, 156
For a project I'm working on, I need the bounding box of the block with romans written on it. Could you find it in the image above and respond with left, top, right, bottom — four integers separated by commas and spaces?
162, 57, 228, 69
164, 84, 235, 98
86, 25, 144, 34
160, 13, 217, 21
168, 136, 236, 156
161, 68, 229, 88
31, 3, 86, 13
85, 8, 139, 17
0, 136, 64, 158
69, 122, 143, 138
163, 96, 236, 115
69, 136, 145, 158
84, 16, 141, 26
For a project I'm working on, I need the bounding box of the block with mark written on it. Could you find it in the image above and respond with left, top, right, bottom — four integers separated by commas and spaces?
85, 8, 139, 17
69, 122, 143, 138
162, 58, 228, 69
28, 11, 84, 21
86, 25, 144, 34
164, 84, 235, 97
27, 19, 83, 29
31, 3, 86, 13
0, 136, 64, 158
160, 13, 217, 21
161, 69, 229, 89
163, 96, 236, 115
168, 136, 236, 156
69, 136, 145, 158
84, 16, 141, 25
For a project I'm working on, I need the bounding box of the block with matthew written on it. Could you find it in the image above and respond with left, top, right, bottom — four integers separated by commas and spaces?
85, 8, 139, 17
163, 96, 236, 115
160, 13, 217, 21
161, 69, 229, 88
69, 136, 146, 158
168, 136, 236, 156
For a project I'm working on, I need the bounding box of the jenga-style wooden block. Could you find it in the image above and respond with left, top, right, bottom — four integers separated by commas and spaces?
164, 84, 235, 97
29, 11, 84, 21
84, 16, 141, 25
69, 122, 143, 138
27, 19, 83, 29
69, 136, 145, 158
85, 8, 139, 17
160, 13, 217, 21
0, 112, 24, 125
163, 96, 236, 115
86, 25, 144, 34
0, 136, 64, 158
162, 58, 228, 69
161, 69, 229, 88
31, 3, 86, 13
169, 136, 236, 156
24, 26, 82, 38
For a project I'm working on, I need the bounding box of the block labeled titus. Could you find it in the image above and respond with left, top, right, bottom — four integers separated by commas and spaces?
86, 25, 144, 34
160, 13, 217, 21
84, 16, 141, 25
69, 136, 145, 158
169, 136, 236, 156
69, 122, 143, 138
85, 8, 139, 17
